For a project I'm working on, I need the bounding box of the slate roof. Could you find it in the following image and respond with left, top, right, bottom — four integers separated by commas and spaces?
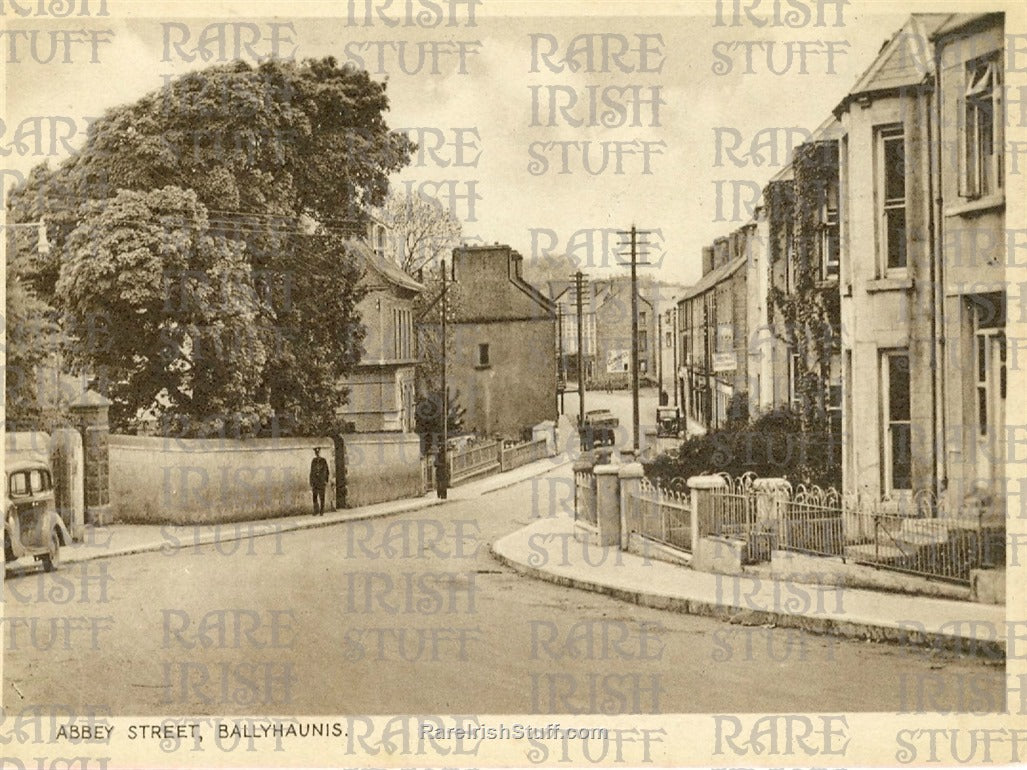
347, 239, 424, 293
678, 255, 747, 302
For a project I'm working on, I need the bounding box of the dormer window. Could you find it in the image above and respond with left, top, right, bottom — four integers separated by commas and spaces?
370, 222, 388, 260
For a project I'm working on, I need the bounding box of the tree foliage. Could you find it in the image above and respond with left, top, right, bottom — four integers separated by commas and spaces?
3, 268, 70, 431
378, 191, 462, 275
6, 57, 413, 435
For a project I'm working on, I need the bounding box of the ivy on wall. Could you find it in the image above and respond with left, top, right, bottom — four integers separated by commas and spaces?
767, 140, 842, 476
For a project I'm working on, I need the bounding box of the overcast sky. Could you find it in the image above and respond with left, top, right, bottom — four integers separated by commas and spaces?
2, 1, 976, 286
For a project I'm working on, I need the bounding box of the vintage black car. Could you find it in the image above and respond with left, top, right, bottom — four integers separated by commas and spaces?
656, 406, 682, 438
5, 454, 71, 572
578, 409, 619, 450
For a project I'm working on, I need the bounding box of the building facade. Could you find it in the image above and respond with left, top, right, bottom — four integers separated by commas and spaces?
337, 238, 423, 433
678, 12, 1012, 524
592, 277, 657, 389
678, 227, 755, 432
933, 13, 1008, 518
449, 244, 558, 439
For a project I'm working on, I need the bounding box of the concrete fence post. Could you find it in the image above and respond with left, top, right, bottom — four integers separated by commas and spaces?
594, 463, 622, 547
753, 477, 791, 552
571, 453, 595, 524
69, 390, 112, 527
687, 475, 728, 552
533, 420, 556, 456
618, 462, 644, 551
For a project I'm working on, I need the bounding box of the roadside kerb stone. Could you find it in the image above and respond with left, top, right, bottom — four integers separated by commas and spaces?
52, 455, 572, 565
490, 520, 1006, 659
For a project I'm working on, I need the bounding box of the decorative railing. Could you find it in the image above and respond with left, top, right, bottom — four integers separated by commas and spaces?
774, 482, 997, 585
500, 438, 549, 472
574, 470, 598, 526
449, 440, 501, 484
627, 477, 692, 552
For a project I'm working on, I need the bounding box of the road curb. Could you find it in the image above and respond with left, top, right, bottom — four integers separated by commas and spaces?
489, 536, 1006, 660
59, 496, 449, 565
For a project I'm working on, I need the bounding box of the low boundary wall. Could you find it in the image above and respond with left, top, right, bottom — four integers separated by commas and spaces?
339, 432, 423, 508
109, 435, 335, 525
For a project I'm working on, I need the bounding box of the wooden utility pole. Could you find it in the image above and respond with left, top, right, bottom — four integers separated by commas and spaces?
618, 225, 651, 452
437, 256, 450, 499
557, 305, 564, 415
572, 271, 588, 447
672, 306, 679, 408
657, 311, 663, 403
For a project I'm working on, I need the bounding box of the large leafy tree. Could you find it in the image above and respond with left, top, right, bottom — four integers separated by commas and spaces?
56, 186, 271, 432
7, 57, 413, 435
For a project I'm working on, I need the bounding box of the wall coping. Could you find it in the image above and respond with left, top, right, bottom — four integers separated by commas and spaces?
342, 432, 421, 445
110, 435, 334, 452
618, 462, 645, 479
687, 475, 728, 489
594, 463, 621, 477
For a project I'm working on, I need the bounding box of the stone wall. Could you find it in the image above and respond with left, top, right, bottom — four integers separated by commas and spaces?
339, 432, 423, 508
108, 435, 335, 524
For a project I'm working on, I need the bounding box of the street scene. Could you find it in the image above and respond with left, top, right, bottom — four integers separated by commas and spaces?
1, 0, 1023, 766
2, 454, 1005, 714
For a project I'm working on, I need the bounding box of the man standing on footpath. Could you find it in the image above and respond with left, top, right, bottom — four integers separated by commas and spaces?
309, 447, 330, 516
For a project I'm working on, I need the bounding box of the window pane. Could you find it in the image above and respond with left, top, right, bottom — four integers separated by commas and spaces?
884, 135, 905, 201
978, 386, 988, 436
888, 355, 910, 421
10, 473, 28, 496
891, 424, 912, 489
886, 208, 906, 269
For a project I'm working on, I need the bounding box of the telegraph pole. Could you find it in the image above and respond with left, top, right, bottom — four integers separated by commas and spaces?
557, 305, 565, 415
618, 225, 651, 453
437, 257, 449, 500
572, 270, 588, 448
629, 226, 640, 452
672, 306, 679, 409
657, 311, 663, 404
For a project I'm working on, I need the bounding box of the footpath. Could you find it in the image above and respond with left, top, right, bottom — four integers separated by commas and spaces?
491, 491, 1009, 660
49, 453, 569, 566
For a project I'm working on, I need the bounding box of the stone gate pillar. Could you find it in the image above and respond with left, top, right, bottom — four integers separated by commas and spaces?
70, 390, 112, 527
618, 462, 644, 550
594, 463, 622, 547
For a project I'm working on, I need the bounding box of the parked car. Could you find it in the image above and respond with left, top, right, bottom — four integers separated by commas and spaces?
4, 454, 70, 572
578, 409, 619, 450
656, 406, 682, 438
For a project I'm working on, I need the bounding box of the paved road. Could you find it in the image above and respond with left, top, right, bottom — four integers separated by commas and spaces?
561, 387, 661, 449
3, 468, 1004, 715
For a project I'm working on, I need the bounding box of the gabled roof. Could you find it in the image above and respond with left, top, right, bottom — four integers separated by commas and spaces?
511, 252, 557, 314
678, 255, 747, 302
834, 14, 949, 115
347, 240, 424, 293
930, 13, 1002, 41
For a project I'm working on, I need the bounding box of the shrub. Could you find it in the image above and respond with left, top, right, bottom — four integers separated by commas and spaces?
644, 407, 842, 490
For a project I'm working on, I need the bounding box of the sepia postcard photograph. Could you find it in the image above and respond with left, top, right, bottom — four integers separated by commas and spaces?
1, 0, 1024, 766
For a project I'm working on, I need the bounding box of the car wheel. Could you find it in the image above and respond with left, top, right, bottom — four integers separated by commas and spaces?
42, 528, 60, 572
